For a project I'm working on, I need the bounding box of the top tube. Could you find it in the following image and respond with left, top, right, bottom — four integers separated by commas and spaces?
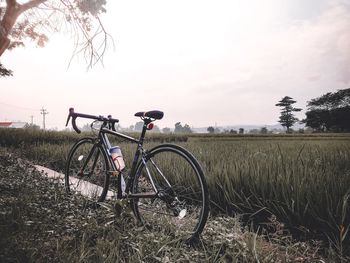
102, 128, 139, 144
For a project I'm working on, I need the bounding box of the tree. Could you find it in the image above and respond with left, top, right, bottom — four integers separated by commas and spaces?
207, 126, 215, 133
239, 128, 244, 134
174, 122, 182, 133
275, 96, 302, 133
174, 122, 192, 133
0, 0, 109, 75
183, 124, 192, 133
304, 109, 330, 132
260, 127, 268, 134
304, 88, 350, 132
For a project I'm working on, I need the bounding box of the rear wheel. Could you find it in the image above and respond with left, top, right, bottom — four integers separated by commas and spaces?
65, 138, 110, 202
131, 144, 209, 241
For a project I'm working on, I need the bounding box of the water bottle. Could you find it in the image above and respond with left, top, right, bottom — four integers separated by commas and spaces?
110, 146, 125, 172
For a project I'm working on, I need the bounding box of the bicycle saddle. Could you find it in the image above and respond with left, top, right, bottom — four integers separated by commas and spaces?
134, 110, 164, 120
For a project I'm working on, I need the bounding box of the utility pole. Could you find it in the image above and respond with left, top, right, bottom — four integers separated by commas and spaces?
40, 107, 48, 130
30, 115, 34, 125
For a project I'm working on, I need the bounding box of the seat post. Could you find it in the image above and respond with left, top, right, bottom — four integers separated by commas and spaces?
138, 118, 152, 146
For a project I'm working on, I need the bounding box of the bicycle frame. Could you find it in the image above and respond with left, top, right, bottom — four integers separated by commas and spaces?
86, 120, 159, 200
66, 108, 209, 241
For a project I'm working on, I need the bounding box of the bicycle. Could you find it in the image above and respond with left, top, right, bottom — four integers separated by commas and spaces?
65, 108, 209, 241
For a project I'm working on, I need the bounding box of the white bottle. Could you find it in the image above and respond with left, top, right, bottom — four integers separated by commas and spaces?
110, 146, 125, 172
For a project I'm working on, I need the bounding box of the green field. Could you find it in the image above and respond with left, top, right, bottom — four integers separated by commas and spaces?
1, 128, 349, 256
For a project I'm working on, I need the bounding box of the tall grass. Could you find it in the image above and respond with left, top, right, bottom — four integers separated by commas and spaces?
1, 128, 349, 253
0, 128, 187, 148
185, 139, 350, 251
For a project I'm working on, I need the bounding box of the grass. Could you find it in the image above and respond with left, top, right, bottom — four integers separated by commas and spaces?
187, 139, 350, 253
1, 128, 350, 259
0, 150, 332, 262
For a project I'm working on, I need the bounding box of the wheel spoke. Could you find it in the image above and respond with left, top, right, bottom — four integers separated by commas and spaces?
65, 138, 109, 202
131, 145, 209, 240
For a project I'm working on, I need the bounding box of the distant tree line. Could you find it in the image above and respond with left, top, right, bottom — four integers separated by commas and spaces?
75, 88, 350, 135
207, 126, 245, 134
117, 121, 192, 134
304, 88, 350, 132
275, 88, 349, 133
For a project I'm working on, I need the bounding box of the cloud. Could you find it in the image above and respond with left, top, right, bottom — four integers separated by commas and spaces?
260, 2, 350, 86
190, 1, 350, 98
187, 1, 350, 125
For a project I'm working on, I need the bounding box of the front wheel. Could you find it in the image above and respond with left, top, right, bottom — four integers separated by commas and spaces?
131, 144, 209, 241
65, 137, 110, 202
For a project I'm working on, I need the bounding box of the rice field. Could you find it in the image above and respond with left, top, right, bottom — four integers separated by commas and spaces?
1, 128, 349, 253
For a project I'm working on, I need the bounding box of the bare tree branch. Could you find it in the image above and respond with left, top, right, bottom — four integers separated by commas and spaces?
1, 0, 111, 73
21, 0, 47, 13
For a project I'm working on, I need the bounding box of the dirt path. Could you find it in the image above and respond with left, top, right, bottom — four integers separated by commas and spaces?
35, 165, 116, 200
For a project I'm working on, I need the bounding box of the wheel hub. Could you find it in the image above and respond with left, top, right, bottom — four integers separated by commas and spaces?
157, 187, 186, 217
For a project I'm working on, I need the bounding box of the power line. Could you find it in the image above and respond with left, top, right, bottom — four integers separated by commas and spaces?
0, 101, 39, 111
40, 107, 49, 130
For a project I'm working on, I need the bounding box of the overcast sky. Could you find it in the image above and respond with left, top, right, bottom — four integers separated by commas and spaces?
1, 0, 349, 130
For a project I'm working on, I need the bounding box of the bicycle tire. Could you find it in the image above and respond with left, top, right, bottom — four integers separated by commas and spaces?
131, 143, 209, 241
65, 137, 110, 202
